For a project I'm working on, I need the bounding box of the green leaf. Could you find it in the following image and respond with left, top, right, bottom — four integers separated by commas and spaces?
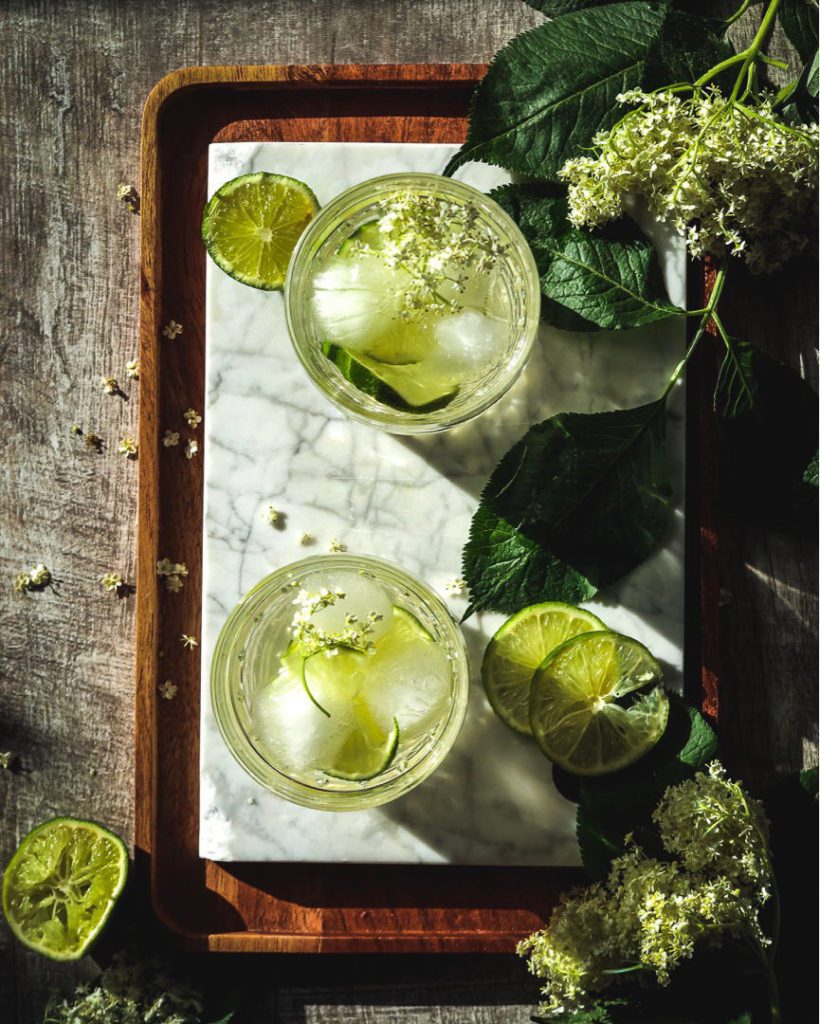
799, 765, 819, 796
803, 450, 818, 486
779, 0, 819, 63
463, 399, 670, 613
522, 0, 725, 14
522, 0, 620, 13
577, 699, 719, 878
445, 3, 733, 180
491, 184, 683, 330
714, 337, 759, 419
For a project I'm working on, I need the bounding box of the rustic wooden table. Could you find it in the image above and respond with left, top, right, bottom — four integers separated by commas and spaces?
1, 2, 816, 1021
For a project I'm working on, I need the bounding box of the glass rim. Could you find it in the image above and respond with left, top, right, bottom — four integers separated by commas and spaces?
284, 172, 541, 435
210, 553, 470, 811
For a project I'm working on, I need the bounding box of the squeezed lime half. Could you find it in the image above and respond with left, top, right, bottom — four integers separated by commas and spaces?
2, 817, 128, 960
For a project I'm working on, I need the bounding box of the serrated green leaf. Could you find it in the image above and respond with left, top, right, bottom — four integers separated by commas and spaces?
522, 0, 620, 13
445, 3, 733, 180
714, 337, 759, 419
779, 0, 819, 62
463, 399, 670, 613
577, 699, 719, 878
492, 184, 682, 330
445, 4, 669, 180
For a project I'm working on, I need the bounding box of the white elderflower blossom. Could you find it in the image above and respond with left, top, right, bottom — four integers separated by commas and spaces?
162, 430, 180, 447
559, 88, 818, 273
156, 557, 188, 593
289, 586, 383, 659
519, 761, 774, 1015
99, 571, 125, 593
116, 437, 138, 457
350, 190, 509, 319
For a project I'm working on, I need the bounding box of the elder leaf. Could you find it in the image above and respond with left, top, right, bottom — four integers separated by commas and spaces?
445, 3, 733, 179
492, 184, 682, 330
462, 399, 670, 614
713, 337, 759, 419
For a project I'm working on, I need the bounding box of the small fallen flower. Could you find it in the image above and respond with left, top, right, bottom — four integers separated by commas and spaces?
99, 571, 126, 593
263, 505, 283, 526
14, 563, 52, 593
184, 438, 198, 460
158, 680, 178, 700
70, 424, 82, 436
116, 437, 138, 458
298, 531, 314, 546
162, 430, 180, 447
126, 359, 140, 380
100, 376, 120, 396
444, 577, 468, 597
163, 320, 184, 340
180, 634, 198, 650
156, 558, 188, 593
329, 538, 347, 553
0, 752, 17, 771
84, 433, 103, 452
183, 408, 202, 428
116, 182, 140, 214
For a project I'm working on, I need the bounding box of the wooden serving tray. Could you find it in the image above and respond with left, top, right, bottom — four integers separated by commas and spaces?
136, 63, 720, 953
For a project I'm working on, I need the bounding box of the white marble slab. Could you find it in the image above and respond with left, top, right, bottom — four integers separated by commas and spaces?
200, 142, 687, 864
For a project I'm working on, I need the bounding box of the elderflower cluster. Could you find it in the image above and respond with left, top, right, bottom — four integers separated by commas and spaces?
43, 950, 203, 1024
354, 190, 509, 319
289, 586, 382, 659
519, 762, 772, 1015
560, 88, 818, 273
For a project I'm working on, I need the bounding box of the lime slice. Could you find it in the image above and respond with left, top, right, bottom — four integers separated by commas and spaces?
322, 342, 458, 412
529, 630, 669, 776
202, 172, 318, 290
482, 602, 606, 735
2, 817, 128, 960
323, 702, 400, 781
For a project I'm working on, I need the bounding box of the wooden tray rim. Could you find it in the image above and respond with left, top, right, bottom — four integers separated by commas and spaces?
136, 62, 715, 953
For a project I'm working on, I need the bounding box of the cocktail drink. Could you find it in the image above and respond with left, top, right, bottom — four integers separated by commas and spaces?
211, 555, 469, 810
285, 173, 540, 433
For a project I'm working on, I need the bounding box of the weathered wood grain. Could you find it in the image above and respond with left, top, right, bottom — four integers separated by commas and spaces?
0, 0, 816, 1021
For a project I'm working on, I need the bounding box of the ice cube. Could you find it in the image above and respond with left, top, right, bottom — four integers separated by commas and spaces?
252, 670, 354, 773
310, 254, 404, 354
361, 636, 451, 743
428, 308, 509, 380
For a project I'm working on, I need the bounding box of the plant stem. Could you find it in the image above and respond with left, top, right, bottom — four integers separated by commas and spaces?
724, 0, 754, 27
731, 0, 783, 100
695, 0, 783, 96
662, 266, 726, 398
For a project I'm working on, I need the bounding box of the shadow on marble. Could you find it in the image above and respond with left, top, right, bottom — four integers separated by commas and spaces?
398, 320, 687, 510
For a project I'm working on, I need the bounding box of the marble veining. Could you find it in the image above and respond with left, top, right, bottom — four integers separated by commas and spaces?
200, 142, 687, 864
